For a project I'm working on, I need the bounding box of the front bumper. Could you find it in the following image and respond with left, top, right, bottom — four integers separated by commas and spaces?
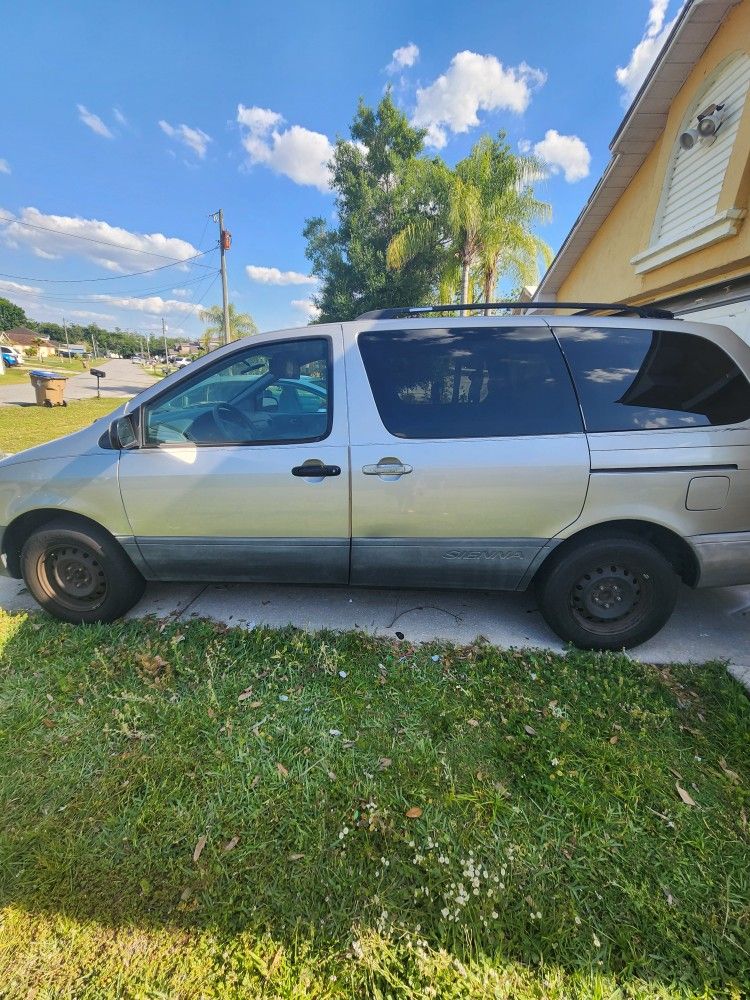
691, 532, 750, 589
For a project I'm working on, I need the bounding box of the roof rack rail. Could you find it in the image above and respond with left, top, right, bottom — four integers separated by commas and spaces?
356, 301, 675, 321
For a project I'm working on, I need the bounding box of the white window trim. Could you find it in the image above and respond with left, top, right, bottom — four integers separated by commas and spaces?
631, 208, 746, 273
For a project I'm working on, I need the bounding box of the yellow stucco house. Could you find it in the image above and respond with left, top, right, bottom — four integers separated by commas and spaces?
535, 0, 750, 340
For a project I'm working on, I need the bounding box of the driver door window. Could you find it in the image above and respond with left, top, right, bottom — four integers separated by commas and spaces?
144, 337, 331, 446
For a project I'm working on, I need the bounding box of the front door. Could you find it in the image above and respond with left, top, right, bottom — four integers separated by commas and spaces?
347, 321, 590, 589
118, 330, 350, 583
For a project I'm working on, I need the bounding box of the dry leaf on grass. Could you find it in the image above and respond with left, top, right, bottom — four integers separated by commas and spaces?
719, 758, 740, 784
524, 725, 537, 736
192, 835, 207, 862
289, 852, 305, 861
676, 783, 697, 807
251, 775, 261, 790
237, 689, 254, 702
405, 806, 423, 819
609, 735, 619, 745
467, 719, 480, 727
378, 757, 392, 770
223, 836, 240, 852
276, 763, 289, 777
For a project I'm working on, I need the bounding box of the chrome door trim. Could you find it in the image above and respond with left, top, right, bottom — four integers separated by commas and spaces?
362, 463, 413, 476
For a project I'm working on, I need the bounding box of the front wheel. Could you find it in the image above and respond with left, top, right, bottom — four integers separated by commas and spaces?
20, 519, 146, 624
535, 536, 679, 650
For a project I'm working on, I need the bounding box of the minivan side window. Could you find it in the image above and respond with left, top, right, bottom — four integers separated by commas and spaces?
358, 326, 582, 439
143, 337, 330, 446
555, 326, 750, 432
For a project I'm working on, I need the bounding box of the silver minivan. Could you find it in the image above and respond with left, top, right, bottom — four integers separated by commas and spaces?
1, 304, 749, 650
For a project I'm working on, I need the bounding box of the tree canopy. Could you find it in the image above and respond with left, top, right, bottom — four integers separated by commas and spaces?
303, 93, 447, 322
0, 297, 27, 332
199, 303, 258, 345
387, 133, 551, 307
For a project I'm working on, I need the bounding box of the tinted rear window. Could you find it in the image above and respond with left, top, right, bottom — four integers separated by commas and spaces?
554, 326, 750, 432
358, 326, 582, 439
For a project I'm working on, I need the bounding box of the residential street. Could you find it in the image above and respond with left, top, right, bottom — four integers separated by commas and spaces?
0, 358, 159, 406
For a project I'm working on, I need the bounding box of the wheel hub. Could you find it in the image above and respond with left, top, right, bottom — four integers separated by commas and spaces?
572, 565, 641, 623
44, 545, 107, 607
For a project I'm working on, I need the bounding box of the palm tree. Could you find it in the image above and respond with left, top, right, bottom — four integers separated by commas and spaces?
475, 184, 552, 311
199, 303, 258, 344
387, 135, 551, 307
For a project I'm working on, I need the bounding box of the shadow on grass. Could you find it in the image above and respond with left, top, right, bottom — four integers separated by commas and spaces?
0, 614, 749, 994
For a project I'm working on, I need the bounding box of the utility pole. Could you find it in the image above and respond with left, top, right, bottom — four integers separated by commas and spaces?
92, 332, 98, 361
212, 209, 232, 346
63, 317, 70, 355
162, 317, 169, 366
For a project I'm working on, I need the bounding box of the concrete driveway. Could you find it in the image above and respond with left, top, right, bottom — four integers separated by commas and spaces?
0, 358, 159, 405
0, 572, 747, 680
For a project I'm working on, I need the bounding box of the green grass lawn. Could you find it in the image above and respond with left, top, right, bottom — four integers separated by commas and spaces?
0, 396, 128, 453
0, 612, 747, 998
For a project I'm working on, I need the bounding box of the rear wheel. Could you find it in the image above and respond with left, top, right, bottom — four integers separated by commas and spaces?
535, 536, 679, 650
20, 519, 146, 624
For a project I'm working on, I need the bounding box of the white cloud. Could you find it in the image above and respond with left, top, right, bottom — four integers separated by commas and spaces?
291, 298, 321, 321
33, 247, 61, 260
113, 107, 128, 126
237, 104, 333, 191
412, 51, 547, 148
68, 309, 117, 322
90, 293, 199, 316
387, 43, 419, 73
159, 120, 212, 159
77, 104, 114, 139
0, 159, 10, 175
0, 279, 40, 296
616, 0, 682, 105
246, 264, 316, 286
0, 207, 200, 273
533, 129, 591, 182
171, 287, 193, 298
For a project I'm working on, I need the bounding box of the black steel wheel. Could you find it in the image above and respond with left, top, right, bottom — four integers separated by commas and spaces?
535, 536, 679, 650
20, 519, 146, 624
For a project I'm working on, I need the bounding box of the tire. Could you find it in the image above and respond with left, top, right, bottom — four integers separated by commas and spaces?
535, 536, 679, 651
20, 519, 146, 624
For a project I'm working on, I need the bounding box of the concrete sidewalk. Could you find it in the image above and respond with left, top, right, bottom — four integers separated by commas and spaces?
0, 359, 159, 406
1, 573, 747, 679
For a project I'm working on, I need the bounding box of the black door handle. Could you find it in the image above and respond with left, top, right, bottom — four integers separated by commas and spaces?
291, 464, 341, 477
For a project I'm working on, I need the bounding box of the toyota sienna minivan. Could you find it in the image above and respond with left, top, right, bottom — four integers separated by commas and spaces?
0, 302, 748, 651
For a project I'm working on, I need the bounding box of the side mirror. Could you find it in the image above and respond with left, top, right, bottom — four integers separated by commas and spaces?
109, 415, 138, 450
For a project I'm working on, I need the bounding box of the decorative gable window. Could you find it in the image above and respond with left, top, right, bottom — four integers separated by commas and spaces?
631, 52, 750, 274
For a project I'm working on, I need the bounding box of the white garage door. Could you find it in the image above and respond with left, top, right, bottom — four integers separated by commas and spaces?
681, 298, 750, 346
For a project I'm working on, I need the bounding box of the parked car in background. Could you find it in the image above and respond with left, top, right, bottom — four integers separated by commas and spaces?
1, 302, 749, 651
1, 349, 19, 367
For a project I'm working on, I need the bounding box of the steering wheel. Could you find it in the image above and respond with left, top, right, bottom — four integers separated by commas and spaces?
211, 402, 260, 441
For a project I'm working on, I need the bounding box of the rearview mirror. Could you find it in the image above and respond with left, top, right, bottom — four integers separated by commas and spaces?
109, 415, 138, 450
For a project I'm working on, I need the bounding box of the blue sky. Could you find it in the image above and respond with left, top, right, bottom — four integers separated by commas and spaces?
0, 0, 683, 340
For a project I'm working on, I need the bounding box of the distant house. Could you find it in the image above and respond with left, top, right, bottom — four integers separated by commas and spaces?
176, 341, 202, 355
535, 0, 750, 342
0, 327, 55, 359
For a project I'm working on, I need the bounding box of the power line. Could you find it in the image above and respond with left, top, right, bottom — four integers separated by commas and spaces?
0, 213, 217, 265
0, 269, 220, 302
0, 247, 218, 285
